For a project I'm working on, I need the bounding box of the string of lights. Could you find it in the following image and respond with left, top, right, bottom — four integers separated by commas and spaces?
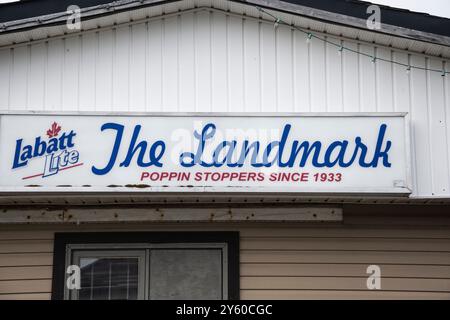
255, 6, 449, 76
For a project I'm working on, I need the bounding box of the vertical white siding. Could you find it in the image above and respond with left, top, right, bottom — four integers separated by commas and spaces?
359, 43, 376, 112
195, 11, 211, 112
28, 43, 46, 109
342, 41, 360, 112
325, 38, 342, 112
79, 33, 97, 111
147, 20, 163, 111
130, 23, 147, 111
0, 10, 449, 197
260, 22, 277, 112
46, 39, 63, 111
227, 15, 244, 112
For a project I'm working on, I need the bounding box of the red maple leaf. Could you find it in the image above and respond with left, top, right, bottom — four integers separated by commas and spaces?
46, 122, 62, 138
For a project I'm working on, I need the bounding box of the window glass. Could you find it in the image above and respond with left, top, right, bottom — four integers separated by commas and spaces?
67, 244, 227, 300
149, 249, 223, 300
78, 257, 139, 300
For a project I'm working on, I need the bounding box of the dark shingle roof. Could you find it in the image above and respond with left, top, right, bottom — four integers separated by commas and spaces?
282, 0, 450, 38
0, 0, 449, 39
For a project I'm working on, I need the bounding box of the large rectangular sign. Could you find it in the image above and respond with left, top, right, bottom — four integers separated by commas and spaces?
0, 113, 411, 194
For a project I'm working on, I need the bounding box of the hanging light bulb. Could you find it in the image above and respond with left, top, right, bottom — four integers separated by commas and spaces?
406, 65, 411, 75
253, 5, 447, 78
274, 18, 280, 29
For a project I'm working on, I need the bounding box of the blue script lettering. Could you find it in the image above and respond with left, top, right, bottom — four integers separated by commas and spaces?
91, 123, 165, 175
12, 131, 76, 169
180, 123, 392, 168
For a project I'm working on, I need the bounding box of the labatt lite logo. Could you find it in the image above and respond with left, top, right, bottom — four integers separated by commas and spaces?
12, 122, 82, 180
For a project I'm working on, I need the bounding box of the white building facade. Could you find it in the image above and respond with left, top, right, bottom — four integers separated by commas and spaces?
0, 0, 449, 299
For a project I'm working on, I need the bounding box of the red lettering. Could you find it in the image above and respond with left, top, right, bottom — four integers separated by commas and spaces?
140, 172, 150, 181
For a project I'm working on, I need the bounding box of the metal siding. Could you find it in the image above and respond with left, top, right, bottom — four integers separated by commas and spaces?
342, 41, 360, 112
227, 15, 244, 112
28, 43, 46, 110
0, 10, 449, 197
147, 19, 163, 111
294, 30, 310, 112
0, 49, 10, 107
46, 39, 64, 111
9, 45, 28, 110
79, 32, 97, 111
359, 43, 376, 112
195, 11, 211, 112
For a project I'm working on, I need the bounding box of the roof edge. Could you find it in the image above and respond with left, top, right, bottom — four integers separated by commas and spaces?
247, 0, 450, 47
0, 0, 449, 49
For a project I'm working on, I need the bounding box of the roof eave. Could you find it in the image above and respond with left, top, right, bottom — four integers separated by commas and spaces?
0, 0, 448, 55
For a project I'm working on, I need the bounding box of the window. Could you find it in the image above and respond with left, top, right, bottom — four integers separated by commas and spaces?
70, 249, 145, 300
52, 232, 239, 300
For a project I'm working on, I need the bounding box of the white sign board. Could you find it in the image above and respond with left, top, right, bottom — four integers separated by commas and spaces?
0, 113, 411, 194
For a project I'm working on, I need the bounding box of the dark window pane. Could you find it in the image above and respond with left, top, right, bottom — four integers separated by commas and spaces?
78, 257, 139, 300
149, 249, 222, 300
79, 259, 94, 300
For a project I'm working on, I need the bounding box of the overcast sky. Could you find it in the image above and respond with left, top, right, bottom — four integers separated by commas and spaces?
0, 0, 449, 18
